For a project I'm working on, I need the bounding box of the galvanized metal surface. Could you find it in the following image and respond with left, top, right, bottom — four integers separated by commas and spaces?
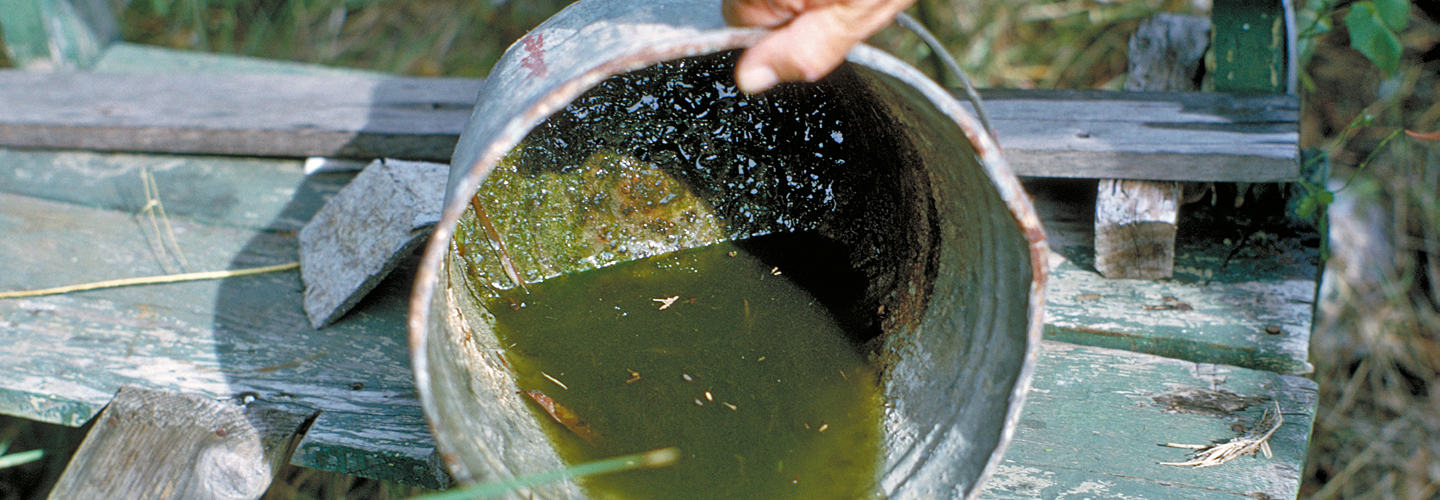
409, 0, 1048, 498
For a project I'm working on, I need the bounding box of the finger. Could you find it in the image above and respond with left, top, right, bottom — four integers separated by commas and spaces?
734, 11, 857, 93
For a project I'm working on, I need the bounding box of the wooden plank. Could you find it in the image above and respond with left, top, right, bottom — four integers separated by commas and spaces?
973, 89, 1298, 181
1094, 180, 1182, 279
0, 148, 336, 232
91, 42, 385, 76
0, 172, 447, 488
1211, 0, 1289, 94
980, 341, 1316, 499
48, 385, 315, 500
0, 71, 1297, 181
0, 70, 481, 162
299, 159, 446, 328
1029, 179, 1317, 376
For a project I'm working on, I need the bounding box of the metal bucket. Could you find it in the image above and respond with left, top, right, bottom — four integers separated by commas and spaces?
409, 0, 1048, 498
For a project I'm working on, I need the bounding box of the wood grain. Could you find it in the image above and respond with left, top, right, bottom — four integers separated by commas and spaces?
1094, 14, 1211, 279
979, 341, 1316, 500
0, 70, 479, 162
1094, 179, 1183, 279
0, 71, 1297, 181
48, 385, 315, 500
299, 159, 447, 328
0, 166, 446, 488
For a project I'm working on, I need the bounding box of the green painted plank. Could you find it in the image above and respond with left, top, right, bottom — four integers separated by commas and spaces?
0, 0, 116, 70
1211, 0, 1288, 94
981, 341, 1316, 500
293, 410, 450, 489
1043, 253, 1315, 376
1029, 181, 1318, 376
0, 187, 444, 487
0, 148, 343, 232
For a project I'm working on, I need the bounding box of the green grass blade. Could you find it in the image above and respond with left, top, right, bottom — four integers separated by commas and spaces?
0, 449, 44, 469
413, 447, 679, 500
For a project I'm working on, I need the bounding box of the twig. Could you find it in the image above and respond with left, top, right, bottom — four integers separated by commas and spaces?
0, 262, 300, 299
1160, 402, 1284, 468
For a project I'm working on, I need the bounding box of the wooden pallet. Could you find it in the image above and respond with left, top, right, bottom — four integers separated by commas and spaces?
0, 149, 1317, 498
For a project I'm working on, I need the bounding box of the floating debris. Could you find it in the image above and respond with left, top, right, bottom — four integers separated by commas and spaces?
542, 372, 569, 390
523, 389, 599, 445
654, 295, 681, 310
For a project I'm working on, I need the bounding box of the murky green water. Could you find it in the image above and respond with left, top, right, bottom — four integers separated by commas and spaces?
486, 232, 884, 500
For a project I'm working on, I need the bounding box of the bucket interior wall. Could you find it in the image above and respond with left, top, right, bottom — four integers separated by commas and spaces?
414, 29, 1041, 500
855, 67, 1037, 498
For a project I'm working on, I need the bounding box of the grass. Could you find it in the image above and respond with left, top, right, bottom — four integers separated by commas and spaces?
111, 0, 1202, 88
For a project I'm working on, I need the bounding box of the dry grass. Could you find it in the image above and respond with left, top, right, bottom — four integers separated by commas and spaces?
1299, 5, 1440, 498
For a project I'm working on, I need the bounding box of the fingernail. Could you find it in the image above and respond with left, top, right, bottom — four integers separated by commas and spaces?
736, 65, 779, 94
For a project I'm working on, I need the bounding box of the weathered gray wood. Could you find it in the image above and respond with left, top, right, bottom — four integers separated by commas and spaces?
1095, 180, 1182, 279
91, 42, 384, 76
0, 70, 480, 162
1093, 15, 1211, 280
980, 341, 1316, 499
48, 385, 315, 500
1125, 14, 1210, 92
975, 89, 1297, 181
300, 159, 447, 328
0, 163, 446, 488
0, 71, 1297, 180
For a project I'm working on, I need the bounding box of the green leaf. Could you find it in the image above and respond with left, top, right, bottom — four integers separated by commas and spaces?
1296, 196, 1317, 218
1373, 0, 1411, 31
1345, 1, 1404, 75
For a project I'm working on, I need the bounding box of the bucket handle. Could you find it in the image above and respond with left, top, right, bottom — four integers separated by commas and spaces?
894, 12, 999, 145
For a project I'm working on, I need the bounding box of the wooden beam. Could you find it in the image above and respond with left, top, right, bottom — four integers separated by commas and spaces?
0, 71, 481, 162
0, 71, 1297, 181
1094, 14, 1210, 280
48, 385, 316, 500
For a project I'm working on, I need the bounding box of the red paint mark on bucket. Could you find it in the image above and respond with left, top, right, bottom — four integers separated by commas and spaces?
521, 33, 548, 77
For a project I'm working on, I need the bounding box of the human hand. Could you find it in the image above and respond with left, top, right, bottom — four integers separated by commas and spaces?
723, 0, 916, 93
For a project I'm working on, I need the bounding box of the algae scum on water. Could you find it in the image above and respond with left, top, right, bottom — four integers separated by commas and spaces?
450, 50, 937, 499
489, 235, 884, 500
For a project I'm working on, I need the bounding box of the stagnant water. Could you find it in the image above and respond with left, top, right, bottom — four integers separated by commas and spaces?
485, 232, 884, 500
